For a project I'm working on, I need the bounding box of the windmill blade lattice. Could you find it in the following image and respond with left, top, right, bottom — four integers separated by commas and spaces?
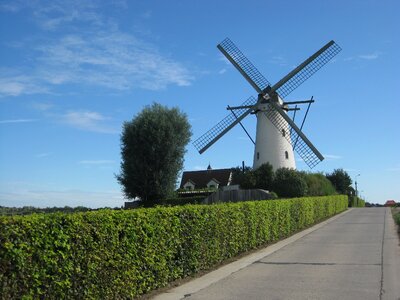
218, 38, 271, 94
193, 96, 257, 154
263, 102, 323, 169
274, 41, 341, 98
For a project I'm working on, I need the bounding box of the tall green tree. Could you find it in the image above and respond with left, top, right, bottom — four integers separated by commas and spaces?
325, 168, 352, 195
253, 163, 274, 191
117, 103, 191, 203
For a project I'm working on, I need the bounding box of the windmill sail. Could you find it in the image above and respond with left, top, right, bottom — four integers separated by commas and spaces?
218, 38, 271, 94
193, 96, 257, 154
273, 41, 341, 98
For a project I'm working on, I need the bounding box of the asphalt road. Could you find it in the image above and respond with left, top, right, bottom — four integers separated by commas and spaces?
155, 208, 400, 300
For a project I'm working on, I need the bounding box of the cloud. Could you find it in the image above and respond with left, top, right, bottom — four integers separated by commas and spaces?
358, 53, 380, 60
61, 110, 118, 133
218, 54, 231, 65
34, 32, 193, 91
343, 52, 381, 63
219, 68, 227, 74
0, 1, 194, 96
31, 102, 54, 111
0, 73, 48, 97
0, 118, 37, 124
268, 55, 288, 66
323, 154, 342, 160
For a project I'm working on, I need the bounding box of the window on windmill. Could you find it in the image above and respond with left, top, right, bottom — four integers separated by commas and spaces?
285, 151, 289, 159
282, 129, 286, 137
257, 152, 260, 160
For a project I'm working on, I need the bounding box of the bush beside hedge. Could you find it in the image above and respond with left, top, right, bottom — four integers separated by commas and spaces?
0, 195, 347, 299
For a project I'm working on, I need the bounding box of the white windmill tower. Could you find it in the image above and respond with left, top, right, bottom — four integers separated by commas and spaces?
193, 38, 341, 170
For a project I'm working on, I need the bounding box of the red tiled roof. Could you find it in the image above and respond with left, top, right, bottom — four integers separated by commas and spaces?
385, 200, 396, 206
180, 168, 232, 189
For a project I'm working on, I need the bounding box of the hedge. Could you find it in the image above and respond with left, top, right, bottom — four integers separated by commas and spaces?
0, 195, 347, 299
393, 210, 400, 226
349, 196, 365, 207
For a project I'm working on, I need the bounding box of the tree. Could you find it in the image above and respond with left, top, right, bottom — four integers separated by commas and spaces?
325, 168, 352, 195
231, 165, 256, 189
272, 168, 307, 198
117, 103, 191, 203
253, 163, 274, 191
302, 172, 337, 196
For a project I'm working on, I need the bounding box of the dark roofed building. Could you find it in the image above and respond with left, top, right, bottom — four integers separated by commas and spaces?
180, 166, 233, 191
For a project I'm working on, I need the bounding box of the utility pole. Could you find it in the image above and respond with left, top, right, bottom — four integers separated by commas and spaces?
355, 174, 360, 197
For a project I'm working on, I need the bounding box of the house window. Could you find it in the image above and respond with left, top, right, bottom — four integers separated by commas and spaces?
209, 184, 215, 189
285, 151, 289, 159
185, 186, 192, 190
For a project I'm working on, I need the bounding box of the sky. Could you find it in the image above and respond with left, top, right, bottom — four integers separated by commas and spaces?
0, 0, 399, 208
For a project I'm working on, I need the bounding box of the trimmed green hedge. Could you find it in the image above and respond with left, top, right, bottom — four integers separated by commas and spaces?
349, 196, 365, 207
393, 210, 400, 226
0, 195, 347, 299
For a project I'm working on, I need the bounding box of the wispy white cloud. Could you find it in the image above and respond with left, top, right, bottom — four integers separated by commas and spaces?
0, 73, 48, 97
268, 55, 288, 66
61, 110, 118, 133
0, 0, 25, 12
323, 154, 342, 160
0, 1, 194, 97
358, 52, 380, 60
35, 152, 52, 158
219, 68, 227, 74
0, 118, 37, 124
343, 52, 381, 63
142, 10, 152, 19
34, 1, 103, 31
218, 54, 231, 65
31, 102, 54, 111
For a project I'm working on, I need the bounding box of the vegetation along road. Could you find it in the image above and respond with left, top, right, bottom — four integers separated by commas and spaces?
156, 208, 400, 300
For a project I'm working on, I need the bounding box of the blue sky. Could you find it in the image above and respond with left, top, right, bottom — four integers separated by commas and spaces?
0, 0, 399, 208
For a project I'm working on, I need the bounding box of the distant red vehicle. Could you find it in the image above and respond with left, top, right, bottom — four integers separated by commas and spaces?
384, 200, 396, 207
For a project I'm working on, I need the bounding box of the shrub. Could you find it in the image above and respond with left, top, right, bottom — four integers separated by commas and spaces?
273, 168, 308, 198
349, 196, 365, 207
302, 172, 337, 196
0, 195, 347, 299
393, 210, 400, 226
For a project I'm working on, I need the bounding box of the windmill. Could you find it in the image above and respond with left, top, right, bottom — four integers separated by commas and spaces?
193, 38, 341, 170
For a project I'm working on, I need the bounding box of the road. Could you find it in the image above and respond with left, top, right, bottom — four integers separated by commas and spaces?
155, 208, 400, 300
